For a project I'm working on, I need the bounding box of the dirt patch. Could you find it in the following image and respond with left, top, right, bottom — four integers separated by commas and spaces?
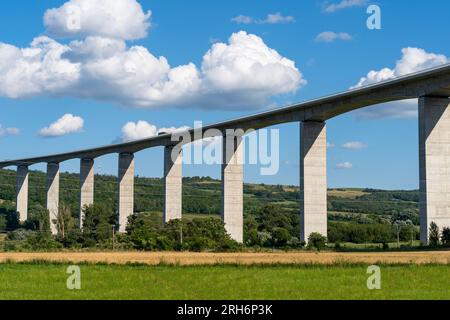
0, 251, 449, 265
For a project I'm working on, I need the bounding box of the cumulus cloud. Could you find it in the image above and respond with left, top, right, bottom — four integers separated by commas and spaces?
0, 18, 304, 110
324, 0, 368, 13
315, 31, 352, 43
336, 162, 353, 169
0, 36, 80, 98
352, 47, 449, 119
44, 0, 151, 40
352, 48, 448, 88
232, 12, 295, 25
0, 125, 20, 137
327, 142, 335, 148
342, 141, 367, 149
39, 114, 84, 137
119, 121, 190, 142
200, 31, 304, 108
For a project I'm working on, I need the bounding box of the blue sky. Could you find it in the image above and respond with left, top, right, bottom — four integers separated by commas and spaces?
0, 0, 449, 189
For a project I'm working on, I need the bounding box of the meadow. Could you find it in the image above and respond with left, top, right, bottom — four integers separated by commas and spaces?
0, 262, 448, 300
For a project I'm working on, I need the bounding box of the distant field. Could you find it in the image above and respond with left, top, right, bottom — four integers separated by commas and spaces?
0, 263, 448, 300
328, 189, 369, 199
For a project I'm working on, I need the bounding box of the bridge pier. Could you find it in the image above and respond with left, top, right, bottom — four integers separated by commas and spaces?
164, 145, 183, 223
118, 153, 134, 233
419, 96, 450, 245
46, 163, 60, 235
80, 158, 94, 229
221, 133, 244, 243
16, 165, 29, 222
300, 121, 328, 242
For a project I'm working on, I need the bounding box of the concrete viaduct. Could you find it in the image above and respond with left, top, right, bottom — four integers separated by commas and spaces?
2, 64, 450, 244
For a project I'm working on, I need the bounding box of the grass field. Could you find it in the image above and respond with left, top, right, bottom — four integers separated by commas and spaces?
0, 262, 448, 300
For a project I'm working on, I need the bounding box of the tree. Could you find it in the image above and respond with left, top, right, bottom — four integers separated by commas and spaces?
55, 203, 74, 239
308, 233, 327, 251
429, 222, 440, 247
35, 207, 50, 234
441, 227, 450, 247
82, 203, 116, 245
271, 227, 290, 247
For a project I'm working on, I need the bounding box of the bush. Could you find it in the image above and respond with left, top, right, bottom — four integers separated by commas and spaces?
308, 233, 327, 251
429, 222, 440, 247
442, 227, 450, 247
271, 227, 290, 247
82, 203, 116, 245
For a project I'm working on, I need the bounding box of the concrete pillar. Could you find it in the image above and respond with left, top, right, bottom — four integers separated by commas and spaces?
46, 163, 60, 235
419, 96, 450, 245
164, 145, 183, 223
118, 153, 134, 233
79, 158, 94, 229
16, 165, 29, 222
221, 133, 244, 243
300, 121, 327, 242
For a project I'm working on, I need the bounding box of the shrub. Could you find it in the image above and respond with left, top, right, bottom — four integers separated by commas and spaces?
429, 222, 440, 247
271, 227, 290, 247
308, 233, 327, 251
441, 227, 450, 247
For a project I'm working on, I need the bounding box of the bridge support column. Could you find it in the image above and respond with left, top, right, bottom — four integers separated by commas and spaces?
46, 163, 60, 235
16, 165, 29, 222
118, 153, 134, 233
419, 96, 450, 245
164, 145, 183, 223
80, 158, 94, 229
221, 133, 244, 243
300, 121, 327, 242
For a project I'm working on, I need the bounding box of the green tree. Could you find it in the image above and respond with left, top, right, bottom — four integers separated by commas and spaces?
308, 233, 327, 251
441, 227, 450, 247
271, 227, 290, 247
83, 203, 116, 245
429, 222, 440, 247
55, 203, 74, 239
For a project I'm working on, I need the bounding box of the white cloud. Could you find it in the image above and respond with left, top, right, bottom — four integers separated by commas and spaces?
352, 48, 448, 88
0, 36, 80, 98
119, 121, 191, 142
39, 114, 84, 137
336, 162, 353, 169
315, 31, 352, 43
263, 12, 296, 24
327, 142, 335, 148
324, 0, 368, 13
44, 0, 151, 40
0, 125, 20, 137
231, 15, 254, 25
342, 141, 368, 149
232, 12, 295, 25
352, 47, 448, 119
201, 31, 305, 108
0, 27, 304, 109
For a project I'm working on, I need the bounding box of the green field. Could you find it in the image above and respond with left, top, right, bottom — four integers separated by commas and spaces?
0, 263, 448, 300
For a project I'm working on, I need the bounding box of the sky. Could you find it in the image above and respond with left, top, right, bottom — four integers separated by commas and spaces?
0, 0, 449, 190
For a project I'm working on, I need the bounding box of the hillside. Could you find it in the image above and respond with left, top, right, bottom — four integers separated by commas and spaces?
0, 168, 419, 230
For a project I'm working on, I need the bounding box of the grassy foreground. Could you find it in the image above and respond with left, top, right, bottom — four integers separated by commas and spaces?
0, 263, 449, 300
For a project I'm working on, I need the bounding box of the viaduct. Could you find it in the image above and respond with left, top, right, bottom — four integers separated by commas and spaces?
2, 64, 450, 245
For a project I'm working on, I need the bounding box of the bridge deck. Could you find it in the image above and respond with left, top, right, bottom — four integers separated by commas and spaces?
2, 63, 450, 167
